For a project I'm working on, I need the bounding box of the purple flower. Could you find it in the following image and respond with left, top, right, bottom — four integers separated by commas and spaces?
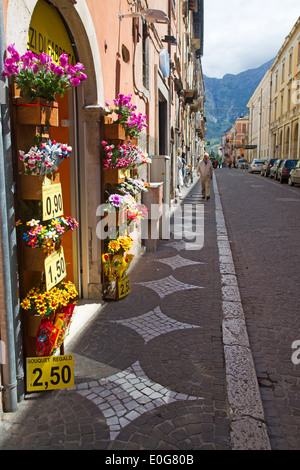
21, 51, 36, 66
74, 62, 85, 72
59, 52, 69, 68
70, 76, 80, 86
108, 194, 124, 208
39, 53, 51, 65
79, 72, 87, 82
54, 66, 64, 77
7, 43, 20, 62
66, 65, 76, 75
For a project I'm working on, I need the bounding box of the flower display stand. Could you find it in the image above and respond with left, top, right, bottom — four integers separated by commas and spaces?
103, 275, 131, 301
14, 97, 59, 127
130, 168, 139, 178
22, 246, 48, 272
103, 168, 130, 184
19, 173, 60, 200
104, 122, 126, 141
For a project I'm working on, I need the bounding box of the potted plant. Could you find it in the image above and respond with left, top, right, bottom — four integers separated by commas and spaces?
21, 280, 78, 356
102, 236, 135, 300
104, 94, 147, 142
18, 139, 72, 199
2, 44, 87, 125
17, 216, 79, 271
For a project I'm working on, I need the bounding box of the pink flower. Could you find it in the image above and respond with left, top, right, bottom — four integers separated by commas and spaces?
71, 76, 80, 86
54, 66, 64, 77
39, 53, 51, 65
7, 43, 20, 62
59, 52, 69, 68
74, 62, 85, 72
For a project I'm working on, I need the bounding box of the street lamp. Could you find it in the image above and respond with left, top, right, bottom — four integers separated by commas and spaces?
119, 9, 169, 24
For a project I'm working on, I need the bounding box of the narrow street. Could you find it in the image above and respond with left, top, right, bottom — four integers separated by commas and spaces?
1, 167, 300, 451
0, 178, 233, 451
216, 167, 300, 450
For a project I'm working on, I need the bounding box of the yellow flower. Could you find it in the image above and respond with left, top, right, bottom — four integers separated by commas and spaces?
118, 236, 132, 252
108, 239, 120, 253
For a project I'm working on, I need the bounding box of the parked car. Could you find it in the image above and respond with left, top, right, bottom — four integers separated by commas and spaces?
288, 160, 300, 186
237, 158, 248, 169
277, 159, 299, 183
269, 159, 284, 179
261, 158, 277, 177
248, 159, 265, 173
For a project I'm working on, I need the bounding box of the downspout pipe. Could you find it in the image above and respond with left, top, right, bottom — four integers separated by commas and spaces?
0, 1, 19, 412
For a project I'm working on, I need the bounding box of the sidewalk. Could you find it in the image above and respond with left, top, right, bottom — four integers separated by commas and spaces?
0, 173, 270, 450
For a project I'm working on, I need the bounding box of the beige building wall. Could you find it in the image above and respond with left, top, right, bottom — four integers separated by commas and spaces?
270, 17, 300, 159
247, 68, 271, 161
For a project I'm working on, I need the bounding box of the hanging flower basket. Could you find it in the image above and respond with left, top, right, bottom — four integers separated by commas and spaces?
22, 245, 48, 271
19, 172, 60, 200
14, 97, 59, 126
104, 122, 126, 141
103, 168, 130, 184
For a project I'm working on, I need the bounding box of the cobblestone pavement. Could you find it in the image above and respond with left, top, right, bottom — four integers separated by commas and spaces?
0, 174, 269, 451
216, 168, 300, 450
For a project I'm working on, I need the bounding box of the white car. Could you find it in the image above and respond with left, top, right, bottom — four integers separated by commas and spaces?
248, 159, 265, 173
288, 160, 300, 186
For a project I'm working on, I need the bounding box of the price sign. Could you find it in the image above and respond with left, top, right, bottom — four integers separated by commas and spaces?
44, 247, 67, 291
42, 183, 64, 221
26, 355, 74, 392
118, 275, 130, 299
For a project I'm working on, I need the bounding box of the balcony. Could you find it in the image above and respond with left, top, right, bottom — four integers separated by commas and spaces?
183, 88, 197, 104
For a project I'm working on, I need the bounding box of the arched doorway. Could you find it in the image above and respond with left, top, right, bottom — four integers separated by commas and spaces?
284, 126, 290, 158
292, 122, 299, 158
6, 0, 105, 298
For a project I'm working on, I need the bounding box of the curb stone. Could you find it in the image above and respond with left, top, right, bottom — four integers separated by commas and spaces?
213, 174, 271, 450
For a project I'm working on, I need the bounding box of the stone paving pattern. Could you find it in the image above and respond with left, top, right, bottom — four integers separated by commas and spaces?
0, 175, 260, 450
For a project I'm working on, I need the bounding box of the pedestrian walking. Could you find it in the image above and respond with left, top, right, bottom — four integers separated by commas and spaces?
197, 152, 213, 200
177, 148, 184, 198
182, 152, 186, 179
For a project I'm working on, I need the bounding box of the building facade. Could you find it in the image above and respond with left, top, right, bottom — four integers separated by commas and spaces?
269, 17, 300, 160
220, 117, 249, 165
246, 16, 300, 163
0, 0, 205, 412
247, 69, 271, 162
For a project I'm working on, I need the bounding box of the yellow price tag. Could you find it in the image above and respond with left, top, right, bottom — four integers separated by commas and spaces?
118, 275, 130, 299
42, 183, 64, 221
44, 247, 67, 291
26, 355, 74, 391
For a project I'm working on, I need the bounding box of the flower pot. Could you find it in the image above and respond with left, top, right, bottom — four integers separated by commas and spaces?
22, 246, 48, 272
102, 276, 131, 301
14, 97, 59, 126
19, 173, 60, 200
103, 168, 130, 184
104, 123, 126, 140
130, 137, 138, 146
130, 168, 139, 178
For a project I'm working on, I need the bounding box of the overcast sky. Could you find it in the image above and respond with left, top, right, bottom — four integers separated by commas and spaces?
202, 0, 300, 78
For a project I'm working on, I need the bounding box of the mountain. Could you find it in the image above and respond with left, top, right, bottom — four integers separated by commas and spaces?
203, 58, 275, 151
